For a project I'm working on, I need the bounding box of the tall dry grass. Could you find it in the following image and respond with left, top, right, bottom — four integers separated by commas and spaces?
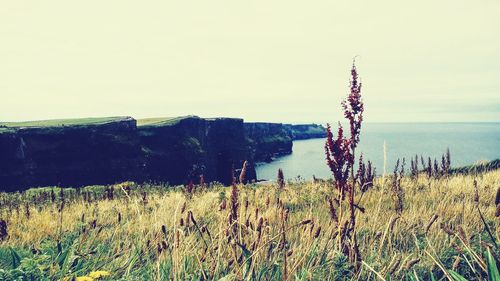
0, 170, 498, 280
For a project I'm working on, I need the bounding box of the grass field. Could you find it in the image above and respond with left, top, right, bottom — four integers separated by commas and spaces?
0, 115, 198, 130
0, 117, 129, 129
0, 170, 498, 280
136, 116, 195, 127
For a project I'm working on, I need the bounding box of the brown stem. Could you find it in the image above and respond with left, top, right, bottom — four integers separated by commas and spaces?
476, 206, 498, 248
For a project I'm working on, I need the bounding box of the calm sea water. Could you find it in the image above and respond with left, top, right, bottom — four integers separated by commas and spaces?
256, 123, 500, 181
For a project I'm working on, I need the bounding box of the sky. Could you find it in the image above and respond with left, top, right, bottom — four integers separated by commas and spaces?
1, 1, 499, 123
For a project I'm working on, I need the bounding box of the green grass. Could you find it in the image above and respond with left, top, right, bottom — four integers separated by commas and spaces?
0, 127, 16, 134
450, 159, 500, 175
0, 171, 498, 280
136, 116, 197, 127
136, 117, 175, 126
0, 117, 128, 129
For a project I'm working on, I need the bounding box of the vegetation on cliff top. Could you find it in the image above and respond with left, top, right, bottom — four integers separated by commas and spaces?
0, 117, 130, 129
0, 116, 199, 133
136, 116, 198, 127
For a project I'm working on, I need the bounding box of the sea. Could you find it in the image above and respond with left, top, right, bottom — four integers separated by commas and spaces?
255, 123, 500, 181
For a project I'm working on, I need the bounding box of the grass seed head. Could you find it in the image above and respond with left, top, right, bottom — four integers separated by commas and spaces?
405, 258, 420, 270
277, 168, 285, 190
495, 186, 500, 205
440, 223, 455, 236
239, 161, 248, 184
388, 256, 401, 275
314, 226, 322, 238
0, 219, 7, 241
473, 179, 479, 203
425, 214, 438, 233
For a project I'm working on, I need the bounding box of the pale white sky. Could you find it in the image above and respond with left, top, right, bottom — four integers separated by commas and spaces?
1, 1, 499, 123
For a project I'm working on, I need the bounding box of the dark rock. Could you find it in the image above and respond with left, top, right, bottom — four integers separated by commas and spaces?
138, 116, 255, 186
0, 117, 142, 191
0, 116, 324, 191
244, 122, 293, 162
284, 124, 326, 140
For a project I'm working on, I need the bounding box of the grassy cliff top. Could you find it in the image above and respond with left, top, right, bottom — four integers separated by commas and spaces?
0, 117, 131, 129
136, 116, 197, 127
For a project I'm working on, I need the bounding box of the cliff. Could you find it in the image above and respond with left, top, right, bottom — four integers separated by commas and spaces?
243, 122, 325, 163
0, 116, 256, 191
138, 116, 255, 185
244, 122, 293, 162
0, 117, 142, 191
0, 116, 322, 191
284, 123, 326, 140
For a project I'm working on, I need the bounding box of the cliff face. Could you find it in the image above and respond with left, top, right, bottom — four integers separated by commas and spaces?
243, 122, 325, 163
205, 118, 256, 184
0, 116, 322, 191
138, 117, 255, 185
138, 117, 207, 185
0, 117, 142, 191
0, 130, 25, 191
284, 124, 326, 140
244, 122, 293, 162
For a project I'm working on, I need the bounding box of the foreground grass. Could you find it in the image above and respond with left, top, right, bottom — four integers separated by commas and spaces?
0, 171, 498, 280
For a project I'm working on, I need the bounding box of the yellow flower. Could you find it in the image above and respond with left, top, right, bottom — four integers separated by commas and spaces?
76, 277, 94, 281
89, 271, 111, 279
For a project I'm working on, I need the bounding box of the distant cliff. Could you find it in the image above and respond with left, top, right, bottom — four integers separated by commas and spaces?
0, 117, 323, 191
0, 116, 256, 190
243, 122, 325, 163
244, 122, 293, 162
138, 116, 255, 185
0, 117, 142, 191
284, 124, 326, 140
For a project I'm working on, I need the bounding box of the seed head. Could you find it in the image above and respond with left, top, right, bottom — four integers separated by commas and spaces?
277, 168, 285, 190
405, 258, 421, 270
239, 161, 248, 184
314, 226, 322, 238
